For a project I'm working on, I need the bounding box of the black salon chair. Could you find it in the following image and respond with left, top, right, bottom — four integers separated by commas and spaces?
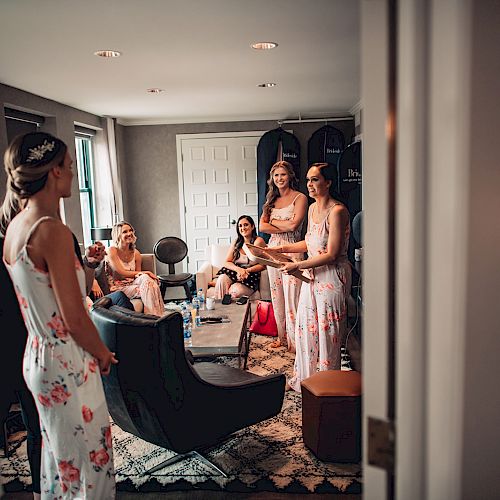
90, 298, 285, 476
153, 236, 193, 301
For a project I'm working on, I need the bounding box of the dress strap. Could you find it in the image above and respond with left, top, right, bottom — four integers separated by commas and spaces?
24, 216, 57, 248
291, 192, 302, 205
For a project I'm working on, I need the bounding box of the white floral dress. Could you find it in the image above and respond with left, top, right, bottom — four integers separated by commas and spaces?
267, 194, 304, 349
288, 204, 352, 392
4, 217, 115, 499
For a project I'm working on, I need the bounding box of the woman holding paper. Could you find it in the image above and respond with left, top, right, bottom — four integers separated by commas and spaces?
267, 163, 351, 392
259, 161, 307, 350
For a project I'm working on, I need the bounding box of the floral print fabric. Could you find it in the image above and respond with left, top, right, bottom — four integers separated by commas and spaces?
267, 196, 304, 348
5, 217, 115, 499
105, 255, 164, 316
288, 205, 352, 392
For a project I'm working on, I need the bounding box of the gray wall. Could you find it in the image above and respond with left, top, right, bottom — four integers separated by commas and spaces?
0, 83, 104, 242
119, 119, 354, 271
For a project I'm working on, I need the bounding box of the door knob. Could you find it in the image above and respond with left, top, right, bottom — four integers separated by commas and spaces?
231, 219, 236, 225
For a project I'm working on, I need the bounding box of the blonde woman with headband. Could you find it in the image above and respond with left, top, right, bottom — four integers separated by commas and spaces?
2, 132, 116, 498
104, 221, 164, 316
259, 161, 307, 350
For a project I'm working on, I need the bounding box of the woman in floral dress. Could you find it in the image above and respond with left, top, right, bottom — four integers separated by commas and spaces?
2, 132, 117, 498
102, 221, 164, 316
259, 161, 307, 350
266, 163, 351, 392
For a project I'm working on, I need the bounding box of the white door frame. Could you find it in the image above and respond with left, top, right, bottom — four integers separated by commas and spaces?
176, 131, 266, 270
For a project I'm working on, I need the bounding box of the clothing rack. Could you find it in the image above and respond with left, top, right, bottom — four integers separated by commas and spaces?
277, 115, 353, 126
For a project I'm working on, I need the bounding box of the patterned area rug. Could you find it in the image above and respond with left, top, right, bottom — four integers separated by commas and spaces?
0, 335, 362, 494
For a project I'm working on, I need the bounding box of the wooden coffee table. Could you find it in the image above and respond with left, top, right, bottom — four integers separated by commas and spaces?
189, 299, 252, 368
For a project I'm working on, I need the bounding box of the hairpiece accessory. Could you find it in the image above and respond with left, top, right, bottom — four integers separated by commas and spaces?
26, 140, 55, 163
19, 132, 65, 167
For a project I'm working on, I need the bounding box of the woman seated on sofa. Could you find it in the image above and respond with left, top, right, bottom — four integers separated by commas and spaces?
212, 215, 266, 299
103, 221, 165, 316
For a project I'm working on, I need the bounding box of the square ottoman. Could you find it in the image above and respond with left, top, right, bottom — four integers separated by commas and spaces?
301, 370, 362, 462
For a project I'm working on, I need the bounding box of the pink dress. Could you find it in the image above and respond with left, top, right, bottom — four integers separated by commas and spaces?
267, 194, 304, 349
105, 253, 164, 316
288, 204, 352, 392
4, 217, 115, 499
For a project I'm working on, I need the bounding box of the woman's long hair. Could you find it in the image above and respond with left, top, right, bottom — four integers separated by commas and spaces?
1, 132, 67, 236
112, 221, 137, 251
233, 215, 257, 261
262, 161, 299, 217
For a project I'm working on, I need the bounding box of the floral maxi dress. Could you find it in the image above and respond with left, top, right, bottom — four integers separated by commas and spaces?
267, 194, 304, 349
288, 204, 352, 392
4, 217, 115, 499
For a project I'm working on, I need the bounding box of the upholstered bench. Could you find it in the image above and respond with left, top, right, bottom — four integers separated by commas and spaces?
301, 370, 362, 462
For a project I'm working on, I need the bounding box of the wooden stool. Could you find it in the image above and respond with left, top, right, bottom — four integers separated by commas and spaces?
301, 370, 362, 462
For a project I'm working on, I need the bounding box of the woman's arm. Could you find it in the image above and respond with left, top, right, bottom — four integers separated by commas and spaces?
266, 240, 308, 254
270, 193, 308, 232
259, 214, 282, 234
131, 250, 157, 280
37, 222, 117, 374
243, 236, 265, 273
282, 205, 349, 273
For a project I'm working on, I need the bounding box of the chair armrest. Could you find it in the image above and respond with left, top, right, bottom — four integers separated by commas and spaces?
141, 253, 156, 275
195, 261, 213, 297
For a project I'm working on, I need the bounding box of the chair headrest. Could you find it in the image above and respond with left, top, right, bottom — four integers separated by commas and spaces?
91, 300, 179, 328
154, 237, 188, 264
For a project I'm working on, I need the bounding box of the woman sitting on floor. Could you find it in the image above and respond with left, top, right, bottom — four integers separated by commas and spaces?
213, 215, 266, 299
103, 221, 165, 316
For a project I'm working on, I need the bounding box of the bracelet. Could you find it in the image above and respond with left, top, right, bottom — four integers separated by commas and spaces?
83, 255, 101, 269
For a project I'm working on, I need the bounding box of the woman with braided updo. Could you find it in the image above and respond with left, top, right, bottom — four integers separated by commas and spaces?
2, 132, 116, 498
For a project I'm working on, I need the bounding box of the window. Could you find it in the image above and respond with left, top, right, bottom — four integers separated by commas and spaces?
74, 133, 96, 248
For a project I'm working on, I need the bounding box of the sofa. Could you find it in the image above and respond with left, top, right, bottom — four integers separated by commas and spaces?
95, 253, 157, 312
196, 244, 271, 301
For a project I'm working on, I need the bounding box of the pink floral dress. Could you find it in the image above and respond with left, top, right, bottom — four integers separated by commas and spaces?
4, 217, 115, 499
288, 204, 352, 392
105, 253, 164, 316
267, 194, 304, 349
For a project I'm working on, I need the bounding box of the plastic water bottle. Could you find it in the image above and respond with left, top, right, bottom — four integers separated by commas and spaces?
192, 294, 201, 327
197, 288, 205, 310
181, 305, 192, 347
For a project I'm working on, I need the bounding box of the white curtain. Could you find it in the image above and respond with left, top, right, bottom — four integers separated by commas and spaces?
93, 117, 123, 227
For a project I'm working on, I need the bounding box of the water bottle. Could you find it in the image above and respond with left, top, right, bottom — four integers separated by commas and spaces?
192, 294, 201, 327
181, 305, 192, 347
197, 288, 205, 311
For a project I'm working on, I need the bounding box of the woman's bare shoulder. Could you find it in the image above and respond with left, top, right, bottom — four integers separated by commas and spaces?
254, 236, 266, 247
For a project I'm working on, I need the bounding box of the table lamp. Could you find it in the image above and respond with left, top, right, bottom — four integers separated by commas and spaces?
90, 227, 112, 244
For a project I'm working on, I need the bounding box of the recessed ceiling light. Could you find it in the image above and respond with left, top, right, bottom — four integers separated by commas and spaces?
257, 82, 277, 88
94, 50, 121, 58
251, 42, 278, 50
146, 88, 165, 94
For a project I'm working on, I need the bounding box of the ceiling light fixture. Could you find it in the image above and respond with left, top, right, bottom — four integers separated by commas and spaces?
146, 88, 165, 94
251, 42, 278, 50
257, 82, 277, 88
94, 50, 121, 58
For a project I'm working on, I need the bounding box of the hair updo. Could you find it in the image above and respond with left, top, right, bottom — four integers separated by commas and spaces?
1, 132, 67, 235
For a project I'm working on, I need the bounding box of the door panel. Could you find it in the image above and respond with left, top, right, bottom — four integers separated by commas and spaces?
181, 135, 261, 274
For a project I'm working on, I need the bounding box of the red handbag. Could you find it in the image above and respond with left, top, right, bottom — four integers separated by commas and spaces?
249, 301, 278, 337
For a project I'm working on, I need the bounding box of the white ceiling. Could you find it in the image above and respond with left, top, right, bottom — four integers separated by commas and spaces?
0, 0, 360, 125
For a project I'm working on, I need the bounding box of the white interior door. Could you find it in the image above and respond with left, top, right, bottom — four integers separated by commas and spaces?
179, 133, 262, 274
